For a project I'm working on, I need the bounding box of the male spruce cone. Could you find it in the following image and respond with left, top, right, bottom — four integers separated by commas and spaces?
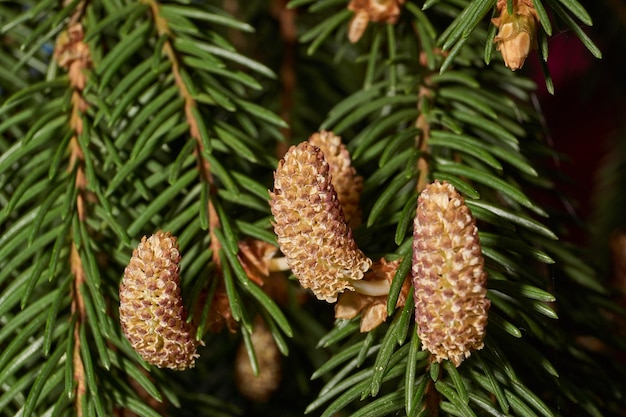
412, 181, 490, 366
119, 231, 199, 370
269, 142, 372, 303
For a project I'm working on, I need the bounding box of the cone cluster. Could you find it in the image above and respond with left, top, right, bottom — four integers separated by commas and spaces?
269, 133, 490, 356
119, 231, 199, 370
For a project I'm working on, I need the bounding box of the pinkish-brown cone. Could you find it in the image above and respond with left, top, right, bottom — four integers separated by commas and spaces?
269, 142, 372, 303
412, 181, 490, 366
119, 231, 200, 370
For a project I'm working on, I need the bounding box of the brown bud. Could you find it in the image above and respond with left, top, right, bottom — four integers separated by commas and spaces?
235, 317, 282, 402
308, 131, 363, 227
237, 238, 293, 306
269, 142, 372, 303
119, 231, 200, 370
347, 0, 406, 43
412, 181, 490, 367
336, 258, 410, 332
492, 0, 539, 71
348, 10, 370, 44
238, 239, 281, 286
54, 23, 92, 89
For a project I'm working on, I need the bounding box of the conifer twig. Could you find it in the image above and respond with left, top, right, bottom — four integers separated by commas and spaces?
143, 0, 222, 268
70, 244, 87, 417
142, 0, 237, 338
55, 3, 92, 413
143, 0, 221, 249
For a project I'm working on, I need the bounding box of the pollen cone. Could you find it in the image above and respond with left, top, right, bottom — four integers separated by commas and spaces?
119, 231, 199, 370
412, 181, 490, 366
269, 142, 372, 303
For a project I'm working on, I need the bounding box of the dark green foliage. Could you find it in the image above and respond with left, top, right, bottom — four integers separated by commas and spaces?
1, 0, 624, 416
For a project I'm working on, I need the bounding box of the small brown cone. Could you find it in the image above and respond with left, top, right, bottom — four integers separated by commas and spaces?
235, 317, 282, 402
492, 0, 539, 71
412, 181, 490, 367
269, 142, 372, 302
119, 231, 200, 370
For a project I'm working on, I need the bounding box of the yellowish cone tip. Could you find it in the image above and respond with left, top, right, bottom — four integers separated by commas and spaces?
119, 231, 200, 370
308, 131, 363, 228
412, 181, 490, 367
492, 0, 539, 71
269, 142, 372, 303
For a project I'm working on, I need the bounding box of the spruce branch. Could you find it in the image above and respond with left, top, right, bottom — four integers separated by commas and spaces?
1, 1, 625, 416
141, 0, 227, 339
54, 5, 95, 414
291, 1, 624, 416
1, 0, 294, 414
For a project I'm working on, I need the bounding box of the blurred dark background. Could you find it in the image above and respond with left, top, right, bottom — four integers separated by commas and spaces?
526, 0, 626, 276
